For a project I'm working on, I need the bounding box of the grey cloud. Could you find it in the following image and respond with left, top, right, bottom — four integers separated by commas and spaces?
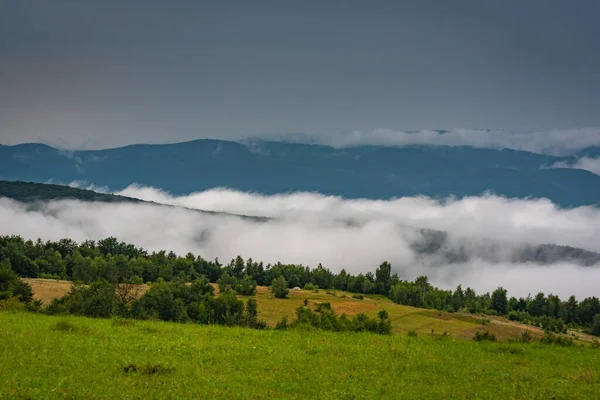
549, 157, 600, 176
254, 128, 600, 156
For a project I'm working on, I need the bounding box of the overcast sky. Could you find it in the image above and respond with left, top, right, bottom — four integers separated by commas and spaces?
1, 0, 599, 149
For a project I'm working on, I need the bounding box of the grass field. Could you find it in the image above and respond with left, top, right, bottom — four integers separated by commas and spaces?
23, 278, 563, 341
1, 312, 599, 399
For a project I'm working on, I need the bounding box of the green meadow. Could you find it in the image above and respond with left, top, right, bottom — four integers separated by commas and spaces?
1, 312, 599, 399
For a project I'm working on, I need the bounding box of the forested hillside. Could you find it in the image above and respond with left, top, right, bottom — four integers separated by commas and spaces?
0, 180, 139, 203
1, 235, 599, 337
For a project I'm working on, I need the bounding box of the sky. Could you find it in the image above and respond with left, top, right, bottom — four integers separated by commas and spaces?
1, 0, 600, 149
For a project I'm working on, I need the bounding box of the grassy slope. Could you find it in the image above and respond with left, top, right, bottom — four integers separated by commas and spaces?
1, 312, 599, 399
25, 278, 554, 341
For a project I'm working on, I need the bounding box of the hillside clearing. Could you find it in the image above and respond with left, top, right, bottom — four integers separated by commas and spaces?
22, 278, 567, 341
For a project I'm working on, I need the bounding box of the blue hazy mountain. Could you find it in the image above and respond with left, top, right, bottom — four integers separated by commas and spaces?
1, 139, 599, 207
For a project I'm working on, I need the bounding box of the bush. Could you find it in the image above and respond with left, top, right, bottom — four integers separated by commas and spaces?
407, 330, 418, 337
540, 333, 574, 347
508, 311, 525, 322
271, 275, 289, 299
51, 320, 79, 332
303, 283, 317, 290
377, 310, 392, 335
519, 330, 532, 343
244, 298, 266, 329
0, 297, 26, 311
38, 273, 62, 280
473, 331, 496, 342
0, 264, 34, 304
236, 274, 257, 296
275, 316, 289, 330
591, 314, 600, 337
352, 294, 364, 300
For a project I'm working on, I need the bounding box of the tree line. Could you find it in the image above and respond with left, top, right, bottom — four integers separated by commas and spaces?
1, 235, 599, 336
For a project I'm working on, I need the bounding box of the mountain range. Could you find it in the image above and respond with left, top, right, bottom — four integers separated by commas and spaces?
1, 139, 599, 207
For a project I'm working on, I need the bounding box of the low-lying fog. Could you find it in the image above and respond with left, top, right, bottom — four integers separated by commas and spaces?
2, 185, 600, 299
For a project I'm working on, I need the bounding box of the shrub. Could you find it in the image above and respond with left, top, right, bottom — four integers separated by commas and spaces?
540, 333, 574, 347
377, 310, 392, 335
0, 264, 34, 303
236, 274, 257, 296
508, 311, 525, 322
217, 272, 238, 293
45, 281, 118, 318
407, 330, 418, 337
275, 316, 289, 330
303, 283, 317, 290
112, 317, 135, 327
271, 275, 289, 299
473, 331, 496, 342
519, 330, 532, 343
352, 294, 364, 300
39, 273, 62, 280
0, 297, 26, 311
316, 302, 331, 312
437, 331, 451, 340
51, 320, 79, 332
591, 314, 600, 337
244, 298, 266, 329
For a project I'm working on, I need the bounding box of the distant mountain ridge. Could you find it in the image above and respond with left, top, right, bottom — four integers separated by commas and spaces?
1, 139, 599, 207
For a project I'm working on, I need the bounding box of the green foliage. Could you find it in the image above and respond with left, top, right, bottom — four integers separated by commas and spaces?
217, 272, 238, 293
290, 304, 392, 335
46, 280, 120, 318
245, 298, 266, 329
352, 293, 364, 300
473, 331, 497, 342
271, 275, 289, 299
51, 319, 80, 332
275, 316, 289, 330
236, 274, 257, 296
490, 287, 508, 315
0, 262, 33, 304
540, 333, 574, 347
0, 297, 26, 312
519, 330, 532, 344
592, 314, 600, 337
2, 234, 599, 335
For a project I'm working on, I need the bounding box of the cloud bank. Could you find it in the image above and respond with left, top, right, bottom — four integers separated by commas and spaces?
252, 127, 600, 156
117, 185, 600, 253
550, 157, 600, 176
2, 186, 600, 299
